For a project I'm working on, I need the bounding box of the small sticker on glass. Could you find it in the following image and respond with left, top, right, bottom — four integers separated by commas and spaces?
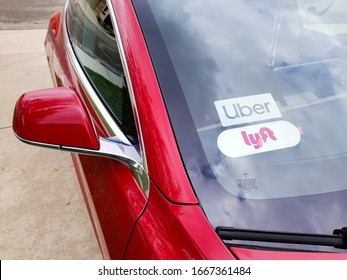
217, 121, 301, 158
214, 93, 282, 127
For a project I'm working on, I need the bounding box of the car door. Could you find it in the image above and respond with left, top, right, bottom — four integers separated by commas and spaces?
56, 0, 148, 259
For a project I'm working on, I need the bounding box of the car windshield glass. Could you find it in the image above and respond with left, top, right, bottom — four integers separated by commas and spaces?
133, 0, 347, 251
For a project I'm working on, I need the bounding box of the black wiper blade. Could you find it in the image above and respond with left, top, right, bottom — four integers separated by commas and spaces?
216, 227, 347, 249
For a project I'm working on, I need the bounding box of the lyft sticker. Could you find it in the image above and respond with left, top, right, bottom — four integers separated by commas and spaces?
217, 121, 301, 158
214, 93, 282, 127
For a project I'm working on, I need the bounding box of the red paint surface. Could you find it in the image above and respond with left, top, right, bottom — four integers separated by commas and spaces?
19, 0, 347, 259
231, 247, 347, 260
13, 87, 99, 149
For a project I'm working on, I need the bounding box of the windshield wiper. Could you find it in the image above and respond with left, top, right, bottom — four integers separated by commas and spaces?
216, 227, 347, 249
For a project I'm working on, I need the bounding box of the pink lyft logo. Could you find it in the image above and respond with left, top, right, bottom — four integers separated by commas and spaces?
217, 121, 301, 158
241, 127, 277, 149
214, 93, 282, 127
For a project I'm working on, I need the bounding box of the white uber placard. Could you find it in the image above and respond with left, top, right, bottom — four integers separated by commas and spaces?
214, 93, 282, 127
217, 121, 301, 158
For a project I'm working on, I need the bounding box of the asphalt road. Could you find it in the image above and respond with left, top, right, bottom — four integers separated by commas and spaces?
0, 0, 66, 30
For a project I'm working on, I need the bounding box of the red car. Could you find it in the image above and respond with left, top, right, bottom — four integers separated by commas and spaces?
13, 0, 347, 259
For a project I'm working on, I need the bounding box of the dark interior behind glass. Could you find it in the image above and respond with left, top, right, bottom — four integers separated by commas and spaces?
67, 0, 137, 142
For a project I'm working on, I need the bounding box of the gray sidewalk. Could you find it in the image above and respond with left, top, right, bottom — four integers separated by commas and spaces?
0, 30, 102, 259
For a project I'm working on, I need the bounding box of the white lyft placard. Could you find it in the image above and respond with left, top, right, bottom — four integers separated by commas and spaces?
214, 93, 282, 127
217, 121, 301, 158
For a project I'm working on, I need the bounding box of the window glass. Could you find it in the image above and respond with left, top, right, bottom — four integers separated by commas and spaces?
143, 0, 347, 199
133, 0, 347, 250
67, 0, 137, 142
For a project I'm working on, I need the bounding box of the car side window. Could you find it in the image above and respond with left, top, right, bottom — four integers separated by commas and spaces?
67, 0, 137, 143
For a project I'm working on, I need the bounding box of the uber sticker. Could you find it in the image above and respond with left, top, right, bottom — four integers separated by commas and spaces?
217, 121, 301, 158
214, 93, 282, 127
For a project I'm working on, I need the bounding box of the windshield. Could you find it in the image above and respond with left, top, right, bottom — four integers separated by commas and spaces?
132, 0, 347, 251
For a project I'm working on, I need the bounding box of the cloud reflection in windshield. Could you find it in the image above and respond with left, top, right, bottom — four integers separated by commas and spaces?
144, 0, 347, 245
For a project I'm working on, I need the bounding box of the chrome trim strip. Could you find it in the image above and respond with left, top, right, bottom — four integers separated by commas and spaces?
107, 0, 148, 173
16, 130, 145, 174
14, 133, 61, 150
62, 2, 130, 145
62, 138, 144, 173
62, 0, 149, 195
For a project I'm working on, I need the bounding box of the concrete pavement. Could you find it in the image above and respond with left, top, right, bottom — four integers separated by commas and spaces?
0, 30, 102, 259
0, 0, 66, 30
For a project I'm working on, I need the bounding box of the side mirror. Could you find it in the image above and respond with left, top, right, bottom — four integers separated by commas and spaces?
13, 87, 100, 149
13, 87, 143, 171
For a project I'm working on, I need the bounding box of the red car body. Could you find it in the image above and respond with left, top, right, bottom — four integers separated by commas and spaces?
13, 0, 347, 259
